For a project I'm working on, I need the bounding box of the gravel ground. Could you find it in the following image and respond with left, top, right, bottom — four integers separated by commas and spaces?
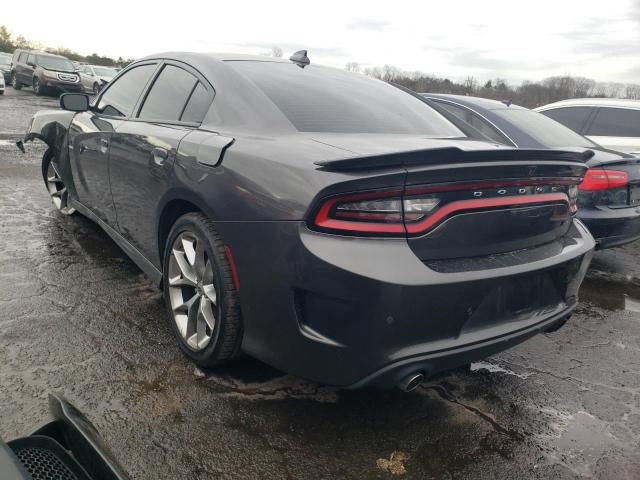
0, 86, 638, 479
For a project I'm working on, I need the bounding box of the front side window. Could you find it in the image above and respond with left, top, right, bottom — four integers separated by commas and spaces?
27, 54, 35, 66
227, 61, 463, 136
540, 106, 593, 133
92, 67, 118, 79
97, 64, 156, 118
138, 65, 198, 122
586, 108, 640, 137
18, 52, 27, 63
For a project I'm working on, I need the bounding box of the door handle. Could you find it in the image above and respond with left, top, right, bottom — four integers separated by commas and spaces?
151, 147, 168, 166
100, 138, 109, 154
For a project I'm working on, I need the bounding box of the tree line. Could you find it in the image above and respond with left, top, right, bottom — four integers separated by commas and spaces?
346, 63, 640, 108
0, 25, 134, 68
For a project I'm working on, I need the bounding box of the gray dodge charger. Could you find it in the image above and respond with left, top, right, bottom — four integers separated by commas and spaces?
21, 51, 595, 390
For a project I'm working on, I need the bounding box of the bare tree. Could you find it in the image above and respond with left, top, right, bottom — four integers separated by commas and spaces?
345, 62, 361, 73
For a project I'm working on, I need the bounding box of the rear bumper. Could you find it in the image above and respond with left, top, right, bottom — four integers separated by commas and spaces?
220, 219, 594, 388
578, 205, 640, 249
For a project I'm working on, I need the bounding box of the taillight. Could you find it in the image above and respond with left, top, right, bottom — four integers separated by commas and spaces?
580, 169, 628, 191
313, 189, 406, 234
311, 179, 580, 236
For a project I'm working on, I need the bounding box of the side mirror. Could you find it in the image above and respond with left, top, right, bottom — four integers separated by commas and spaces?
60, 93, 90, 112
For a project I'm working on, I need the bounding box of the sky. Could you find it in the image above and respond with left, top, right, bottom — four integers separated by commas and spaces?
3, 0, 640, 84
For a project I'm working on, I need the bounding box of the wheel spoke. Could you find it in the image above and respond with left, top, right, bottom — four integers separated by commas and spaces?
172, 290, 199, 314
51, 187, 66, 199
182, 236, 197, 266
172, 248, 197, 284
196, 314, 208, 348
194, 239, 206, 279
168, 275, 196, 287
50, 162, 62, 179
200, 297, 216, 330
202, 284, 217, 305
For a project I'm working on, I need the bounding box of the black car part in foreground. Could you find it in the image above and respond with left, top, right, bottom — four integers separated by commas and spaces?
1, 395, 129, 480
21, 52, 595, 390
423, 93, 640, 249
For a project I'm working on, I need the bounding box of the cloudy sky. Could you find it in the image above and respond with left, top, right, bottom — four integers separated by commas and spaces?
3, 0, 640, 84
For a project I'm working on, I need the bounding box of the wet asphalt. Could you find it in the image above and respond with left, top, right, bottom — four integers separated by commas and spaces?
0, 87, 639, 480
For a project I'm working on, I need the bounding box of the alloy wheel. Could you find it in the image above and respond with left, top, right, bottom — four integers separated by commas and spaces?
168, 232, 218, 351
46, 161, 76, 215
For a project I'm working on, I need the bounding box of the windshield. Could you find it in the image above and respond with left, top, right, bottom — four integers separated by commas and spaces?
0, 56, 10, 66
493, 108, 597, 148
93, 67, 118, 78
227, 61, 464, 136
36, 55, 75, 72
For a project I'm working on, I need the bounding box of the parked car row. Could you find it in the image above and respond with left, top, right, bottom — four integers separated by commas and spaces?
2, 48, 119, 96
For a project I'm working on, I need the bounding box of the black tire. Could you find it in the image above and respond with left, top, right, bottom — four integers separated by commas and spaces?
93, 82, 100, 95
33, 77, 44, 96
12, 73, 22, 90
163, 212, 243, 366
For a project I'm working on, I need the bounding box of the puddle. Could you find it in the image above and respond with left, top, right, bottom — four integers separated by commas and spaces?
539, 409, 624, 477
470, 361, 532, 379
579, 276, 640, 312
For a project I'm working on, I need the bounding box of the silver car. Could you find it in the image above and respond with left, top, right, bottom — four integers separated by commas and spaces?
535, 98, 640, 155
78, 65, 119, 94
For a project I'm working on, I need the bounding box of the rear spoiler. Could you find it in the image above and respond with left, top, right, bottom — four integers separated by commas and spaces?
314, 147, 595, 171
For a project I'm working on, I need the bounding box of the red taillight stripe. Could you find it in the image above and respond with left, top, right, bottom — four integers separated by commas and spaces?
405, 193, 568, 234
224, 245, 241, 292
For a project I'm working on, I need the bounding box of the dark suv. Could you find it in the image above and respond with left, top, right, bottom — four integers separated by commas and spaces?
11, 49, 82, 96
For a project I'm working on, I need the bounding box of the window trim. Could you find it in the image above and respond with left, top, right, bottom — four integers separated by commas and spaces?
132, 59, 215, 127
428, 98, 516, 146
92, 61, 161, 120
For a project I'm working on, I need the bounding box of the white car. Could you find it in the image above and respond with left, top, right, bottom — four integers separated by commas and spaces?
78, 64, 119, 95
0, 73, 5, 95
535, 98, 640, 155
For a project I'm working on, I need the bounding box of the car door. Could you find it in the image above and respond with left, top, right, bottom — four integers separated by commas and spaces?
538, 106, 595, 135
79, 66, 90, 90
23, 53, 36, 86
67, 62, 158, 226
109, 61, 214, 267
584, 107, 640, 154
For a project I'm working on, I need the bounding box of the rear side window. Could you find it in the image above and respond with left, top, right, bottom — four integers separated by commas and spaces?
18, 52, 27, 63
138, 65, 199, 122
97, 64, 156, 117
540, 107, 592, 132
436, 101, 511, 145
586, 108, 640, 137
227, 61, 463, 136
180, 82, 210, 123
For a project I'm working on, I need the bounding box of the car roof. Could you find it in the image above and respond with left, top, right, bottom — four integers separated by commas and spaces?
422, 93, 529, 111
139, 52, 291, 63
15, 49, 69, 59
537, 98, 640, 110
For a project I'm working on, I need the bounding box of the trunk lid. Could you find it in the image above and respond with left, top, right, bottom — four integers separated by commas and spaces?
313, 143, 587, 262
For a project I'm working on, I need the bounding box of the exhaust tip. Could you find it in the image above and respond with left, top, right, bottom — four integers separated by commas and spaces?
397, 372, 424, 392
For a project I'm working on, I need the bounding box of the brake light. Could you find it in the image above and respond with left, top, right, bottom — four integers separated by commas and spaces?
311, 179, 579, 236
580, 169, 628, 191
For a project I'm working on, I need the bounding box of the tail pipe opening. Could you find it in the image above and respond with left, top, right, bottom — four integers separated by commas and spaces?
397, 372, 425, 392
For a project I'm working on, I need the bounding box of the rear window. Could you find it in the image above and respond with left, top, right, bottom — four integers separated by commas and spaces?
586, 108, 640, 137
227, 61, 463, 136
493, 109, 597, 148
